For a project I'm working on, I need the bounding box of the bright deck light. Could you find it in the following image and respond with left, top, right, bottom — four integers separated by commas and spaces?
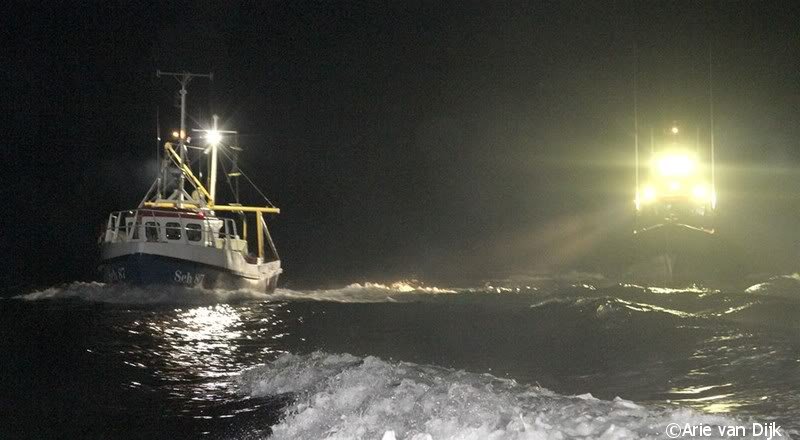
657, 153, 695, 177
642, 185, 656, 202
692, 184, 708, 200
206, 130, 222, 145
671, 126, 679, 134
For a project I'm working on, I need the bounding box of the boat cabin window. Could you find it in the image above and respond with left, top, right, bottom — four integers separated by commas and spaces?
165, 222, 182, 240
186, 223, 202, 242
145, 221, 160, 241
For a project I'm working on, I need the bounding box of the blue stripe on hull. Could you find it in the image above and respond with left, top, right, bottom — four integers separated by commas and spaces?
98, 253, 278, 293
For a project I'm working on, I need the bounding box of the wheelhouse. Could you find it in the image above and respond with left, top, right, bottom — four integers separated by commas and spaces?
100, 209, 253, 257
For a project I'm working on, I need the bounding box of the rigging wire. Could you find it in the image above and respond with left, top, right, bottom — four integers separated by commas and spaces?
218, 145, 275, 208
218, 153, 238, 203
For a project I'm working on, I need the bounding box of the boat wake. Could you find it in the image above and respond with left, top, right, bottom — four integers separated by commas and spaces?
15, 281, 272, 304
236, 351, 753, 440
11, 280, 458, 305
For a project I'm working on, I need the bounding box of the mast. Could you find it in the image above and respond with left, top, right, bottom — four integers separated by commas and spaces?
708, 47, 716, 210
633, 44, 640, 210
209, 115, 219, 202
156, 70, 213, 206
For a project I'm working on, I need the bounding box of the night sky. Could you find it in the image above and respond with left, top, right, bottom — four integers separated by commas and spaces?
5, 1, 800, 291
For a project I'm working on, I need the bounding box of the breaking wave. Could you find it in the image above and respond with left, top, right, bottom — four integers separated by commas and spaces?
237, 351, 752, 440
529, 296, 700, 322
744, 273, 800, 297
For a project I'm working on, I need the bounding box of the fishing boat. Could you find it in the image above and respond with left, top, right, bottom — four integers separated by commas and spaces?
98, 71, 282, 291
628, 123, 717, 285
623, 48, 722, 285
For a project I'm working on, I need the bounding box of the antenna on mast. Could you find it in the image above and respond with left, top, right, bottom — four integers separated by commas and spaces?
650, 127, 654, 155
155, 106, 162, 199
156, 70, 213, 206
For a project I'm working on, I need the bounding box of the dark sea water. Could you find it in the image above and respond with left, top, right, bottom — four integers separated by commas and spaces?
2, 276, 799, 439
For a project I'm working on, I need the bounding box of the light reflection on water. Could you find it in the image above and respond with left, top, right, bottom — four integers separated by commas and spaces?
129, 303, 289, 406
156, 304, 243, 378
658, 328, 797, 421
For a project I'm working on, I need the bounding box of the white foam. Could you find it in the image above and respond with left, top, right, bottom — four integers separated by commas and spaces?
237, 352, 755, 440
15, 281, 271, 304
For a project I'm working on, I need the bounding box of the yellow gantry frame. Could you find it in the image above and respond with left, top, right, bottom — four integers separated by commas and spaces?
257, 212, 265, 261
163, 143, 213, 204
142, 143, 280, 259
